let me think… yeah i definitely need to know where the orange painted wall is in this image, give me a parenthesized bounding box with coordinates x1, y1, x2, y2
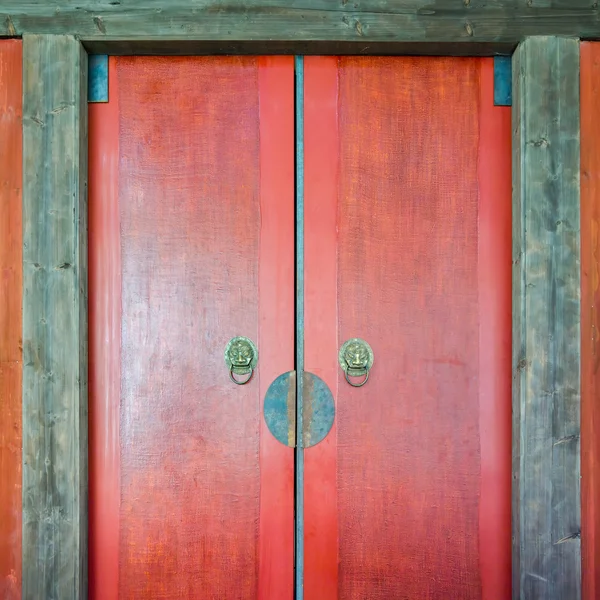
(0, 39, 22, 600)
(581, 41, 600, 600)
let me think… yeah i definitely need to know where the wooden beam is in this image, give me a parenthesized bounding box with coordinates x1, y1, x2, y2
(0, 1, 599, 55)
(22, 34, 88, 599)
(512, 36, 581, 600)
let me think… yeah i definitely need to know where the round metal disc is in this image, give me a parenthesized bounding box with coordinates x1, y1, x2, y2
(264, 371, 335, 448)
(264, 371, 296, 447)
(302, 372, 335, 448)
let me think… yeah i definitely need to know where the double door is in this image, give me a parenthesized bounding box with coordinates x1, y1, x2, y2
(88, 55, 511, 599)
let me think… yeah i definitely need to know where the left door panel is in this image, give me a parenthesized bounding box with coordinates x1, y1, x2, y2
(89, 56, 295, 599)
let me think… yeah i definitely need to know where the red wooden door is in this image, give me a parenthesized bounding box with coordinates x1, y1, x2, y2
(303, 57, 512, 599)
(89, 55, 511, 599)
(89, 56, 295, 599)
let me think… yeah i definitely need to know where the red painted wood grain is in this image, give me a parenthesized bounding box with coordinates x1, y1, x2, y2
(89, 56, 294, 598)
(256, 56, 295, 600)
(581, 41, 600, 600)
(89, 56, 121, 600)
(336, 56, 481, 599)
(304, 56, 340, 599)
(477, 58, 512, 600)
(0, 39, 22, 600)
(304, 57, 512, 599)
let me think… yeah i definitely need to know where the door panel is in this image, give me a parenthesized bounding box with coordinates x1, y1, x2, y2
(89, 56, 295, 599)
(304, 57, 512, 599)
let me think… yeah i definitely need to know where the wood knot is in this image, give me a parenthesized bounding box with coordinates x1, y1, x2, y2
(527, 137, 549, 148)
(93, 16, 107, 34)
(5, 15, 16, 36)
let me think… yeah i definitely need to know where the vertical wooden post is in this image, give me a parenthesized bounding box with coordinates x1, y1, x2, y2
(22, 34, 88, 599)
(512, 36, 581, 600)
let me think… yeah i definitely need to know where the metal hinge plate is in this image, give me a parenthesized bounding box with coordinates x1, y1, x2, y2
(88, 55, 108, 103)
(494, 56, 512, 107)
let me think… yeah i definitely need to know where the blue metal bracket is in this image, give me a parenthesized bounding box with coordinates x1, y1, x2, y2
(88, 55, 108, 103)
(494, 56, 512, 107)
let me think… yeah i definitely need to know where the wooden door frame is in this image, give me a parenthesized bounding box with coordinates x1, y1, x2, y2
(7, 4, 590, 598)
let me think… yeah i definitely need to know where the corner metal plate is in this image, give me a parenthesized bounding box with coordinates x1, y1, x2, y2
(494, 55, 512, 106)
(88, 54, 109, 103)
(264, 371, 335, 448)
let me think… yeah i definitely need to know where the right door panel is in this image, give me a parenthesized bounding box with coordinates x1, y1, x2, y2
(304, 57, 512, 600)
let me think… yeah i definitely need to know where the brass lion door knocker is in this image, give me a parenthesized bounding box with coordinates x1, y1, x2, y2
(225, 336, 258, 385)
(338, 338, 374, 388)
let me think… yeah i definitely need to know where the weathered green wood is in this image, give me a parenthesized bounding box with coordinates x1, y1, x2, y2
(512, 36, 581, 600)
(1, 1, 599, 54)
(22, 34, 88, 600)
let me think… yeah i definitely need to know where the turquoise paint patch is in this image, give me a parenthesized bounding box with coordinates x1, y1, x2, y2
(494, 56, 512, 107)
(88, 55, 108, 103)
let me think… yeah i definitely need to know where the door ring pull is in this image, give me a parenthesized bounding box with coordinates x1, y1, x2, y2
(225, 336, 258, 386)
(339, 338, 374, 388)
(230, 367, 254, 385)
(344, 369, 369, 388)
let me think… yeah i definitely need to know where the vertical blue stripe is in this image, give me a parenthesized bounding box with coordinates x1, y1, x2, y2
(494, 56, 512, 106)
(88, 55, 109, 103)
(294, 54, 305, 600)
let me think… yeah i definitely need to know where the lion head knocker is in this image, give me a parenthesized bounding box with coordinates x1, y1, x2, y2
(225, 337, 258, 385)
(338, 338, 374, 388)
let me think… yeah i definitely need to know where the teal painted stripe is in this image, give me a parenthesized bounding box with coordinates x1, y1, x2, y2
(294, 54, 305, 600)
(88, 55, 108, 103)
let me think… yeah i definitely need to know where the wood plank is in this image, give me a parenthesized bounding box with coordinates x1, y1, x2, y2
(256, 56, 296, 600)
(478, 57, 512, 600)
(0, 1, 599, 54)
(512, 36, 581, 600)
(106, 56, 294, 598)
(22, 34, 88, 599)
(304, 56, 340, 600)
(580, 41, 600, 600)
(333, 56, 481, 600)
(0, 39, 22, 600)
(88, 56, 120, 600)
(304, 56, 507, 599)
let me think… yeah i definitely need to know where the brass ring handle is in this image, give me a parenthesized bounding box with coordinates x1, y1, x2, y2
(230, 366, 254, 385)
(225, 336, 258, 386)
(344, 369, 369, 388)
(339, 338, 374, 388)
